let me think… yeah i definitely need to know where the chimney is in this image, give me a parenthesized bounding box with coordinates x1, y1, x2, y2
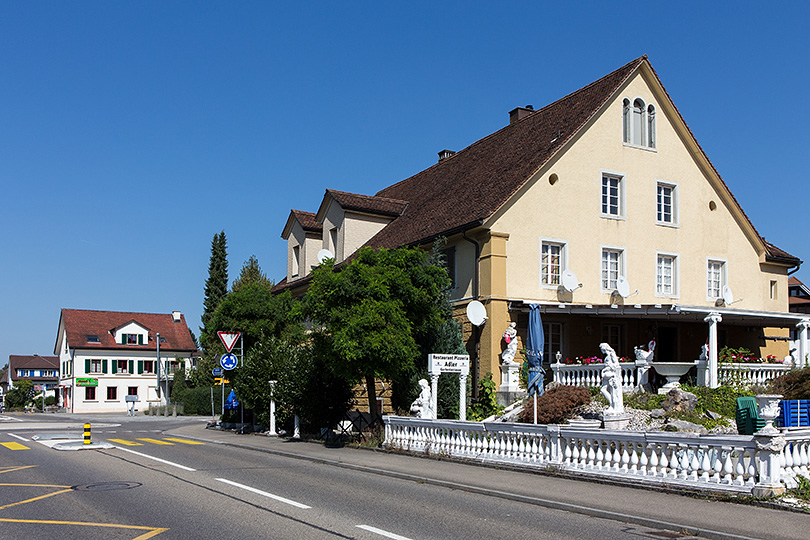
(172, 311, 181, 323)
(509, 105, 534, 124)
(437, 149, 456, 162)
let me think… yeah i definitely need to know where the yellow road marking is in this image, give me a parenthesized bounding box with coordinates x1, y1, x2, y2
(0, 488, 74, 510)
(0, 442, 29, 450)
(164, 438, 204, 445)
(108, 438, 143, 446)
(136, 438, 174, 445)
(0, 465, 36, 474)
(0, 518, 168, 539)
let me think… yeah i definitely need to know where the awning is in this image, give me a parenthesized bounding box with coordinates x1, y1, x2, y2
(507, 300, 808, 328)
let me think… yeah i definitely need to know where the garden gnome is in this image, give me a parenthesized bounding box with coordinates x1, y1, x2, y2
(501, 322, 518, 365)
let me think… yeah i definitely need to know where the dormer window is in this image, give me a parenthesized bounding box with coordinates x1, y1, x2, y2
(86, 335, 100, 343)
(622, 98, 655, 149)
(122, 333, 143, 345)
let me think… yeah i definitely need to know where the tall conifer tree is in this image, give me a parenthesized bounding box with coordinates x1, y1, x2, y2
(201, 231, 229, 340)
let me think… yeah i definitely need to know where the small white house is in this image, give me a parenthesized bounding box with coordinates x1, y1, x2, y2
(54, 309, 199, 413)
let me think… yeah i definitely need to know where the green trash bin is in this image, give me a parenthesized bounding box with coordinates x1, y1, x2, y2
(735, 397, 766, 435)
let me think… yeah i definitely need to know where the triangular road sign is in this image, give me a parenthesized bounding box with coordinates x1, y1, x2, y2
(217, 331, 241, 353)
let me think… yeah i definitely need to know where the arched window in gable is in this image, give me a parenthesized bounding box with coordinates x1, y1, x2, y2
(632, 98, 645, 146)
(622, 98, 631, 143)
(622, 97, 656, 149)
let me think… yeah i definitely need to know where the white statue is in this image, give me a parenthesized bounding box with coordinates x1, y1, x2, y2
(501, 322, 518, 365)
(699, 343, 709, 362)
(634, 340, 655, 392)
(785, 348, 796, 367)
(599, 342, 624, 415)
(410, 379, 435, 419)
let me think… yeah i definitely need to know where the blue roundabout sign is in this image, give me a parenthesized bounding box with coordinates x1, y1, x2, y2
(220, 353, 238, 370)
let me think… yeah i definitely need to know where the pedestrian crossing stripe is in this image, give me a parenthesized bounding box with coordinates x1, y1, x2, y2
(107, 439, 143, 446)
(0, 442, 29, 451)
(135, 438, 174, 445)
(164, 438, 205, 445)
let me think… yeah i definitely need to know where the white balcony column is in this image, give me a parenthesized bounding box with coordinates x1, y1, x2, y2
(430, 373, 440, 420)
(459, 373, 467, 421)
(704, 312, 722, 388)
(796, 319, 810, 369)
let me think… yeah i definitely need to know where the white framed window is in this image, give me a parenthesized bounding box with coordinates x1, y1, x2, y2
(601, 247, 625, 291)
(656, 181, 678, 226)
(540, 239, 567, 287)
(292, 245, 300, 276)
(622, 97, 656, 149)
(601, 172, 624, 219)
(656, 253, 679, 298)
(770, 280, 778, 300)
(707, 259, 727, 300)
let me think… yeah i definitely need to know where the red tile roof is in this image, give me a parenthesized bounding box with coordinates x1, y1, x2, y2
(58, 309, 197, 353)
(291, 209, 322, 233)
(7, 355, 59, 383)
(324, 189, 408, 218)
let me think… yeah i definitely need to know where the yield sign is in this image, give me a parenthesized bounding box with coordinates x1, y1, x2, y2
(217, 331, 241, 353)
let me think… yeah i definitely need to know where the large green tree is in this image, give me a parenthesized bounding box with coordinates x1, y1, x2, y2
(231, 255, 273, 293)
(303, 246, 451, 425)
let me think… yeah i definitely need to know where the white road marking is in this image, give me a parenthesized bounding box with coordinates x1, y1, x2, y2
(215, 478, 311, 509)
(356, 525, 413, 540)
(113, 446, 196, 471)
(7, 433, 28, 441)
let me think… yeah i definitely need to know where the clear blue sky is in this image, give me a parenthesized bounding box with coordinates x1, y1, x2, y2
(2, 2, 808, 364)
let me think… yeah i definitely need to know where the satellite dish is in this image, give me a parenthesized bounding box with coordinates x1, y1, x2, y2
(561, 270, 582, 293)
(616, 276, 631, 298)
(722, 285, 734, 306)
(317, 249, 334, 264)
(466, 300, 487, 327)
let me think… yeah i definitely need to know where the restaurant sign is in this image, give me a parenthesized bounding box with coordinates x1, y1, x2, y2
(76, 378, 98, 387)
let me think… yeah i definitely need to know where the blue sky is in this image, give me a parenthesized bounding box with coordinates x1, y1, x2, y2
(2, 2, 808, 365)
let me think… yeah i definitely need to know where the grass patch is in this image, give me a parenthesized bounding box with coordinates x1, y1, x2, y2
(789, 475, 810, 501)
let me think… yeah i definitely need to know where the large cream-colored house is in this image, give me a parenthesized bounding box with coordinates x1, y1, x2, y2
(276, 56, 806, 396)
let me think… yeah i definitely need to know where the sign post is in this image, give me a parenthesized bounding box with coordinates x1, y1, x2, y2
(428, 354, 470, 421)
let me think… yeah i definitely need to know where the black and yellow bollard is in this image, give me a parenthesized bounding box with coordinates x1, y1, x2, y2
(83, 423, 91, 445)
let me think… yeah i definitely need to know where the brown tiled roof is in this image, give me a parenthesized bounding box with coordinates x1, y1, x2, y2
(58, 309, 197, 353)
(291, 210, 322, 233)
(7, 355, 59, 382)
(763, 240, 801, 266)
(368, 57, 645, 249)
(325, 189, 408, 218)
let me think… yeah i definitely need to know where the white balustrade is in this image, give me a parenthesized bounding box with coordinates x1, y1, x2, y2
(718, 363, 792, 387)
(551, 363, 636, 390)
(383, 416, 810, 496)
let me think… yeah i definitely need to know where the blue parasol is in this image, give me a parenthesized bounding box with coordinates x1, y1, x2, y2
(526, 304, 545, 397)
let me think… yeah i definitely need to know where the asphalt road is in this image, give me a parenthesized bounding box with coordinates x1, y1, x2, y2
(1, 413, 806, 539)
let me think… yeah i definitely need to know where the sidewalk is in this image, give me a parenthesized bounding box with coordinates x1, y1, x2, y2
(166, 423, 808, 540)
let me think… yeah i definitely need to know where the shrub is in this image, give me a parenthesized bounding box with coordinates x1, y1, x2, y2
(770, 367, 810, 400)
(468, 373, 503, 421)
(518, 385, 590, 424)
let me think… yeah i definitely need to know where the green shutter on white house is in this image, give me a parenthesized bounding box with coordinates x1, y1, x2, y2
(138, 335, 143, 345)
(111, 360, 118, 374)
(121, 334, 127, 345)
(138, 360, 143, 374)
(85, 359, 91, 374)
(102, 359, 108, 374)
(129, 360, 134, 374)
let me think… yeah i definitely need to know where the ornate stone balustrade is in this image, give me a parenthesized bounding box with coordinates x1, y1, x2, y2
(718, 363, 792, 386)
(551, 362, 637, 391)
(383, 416, 810, 496)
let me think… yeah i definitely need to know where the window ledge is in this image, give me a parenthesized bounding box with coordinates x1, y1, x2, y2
(622, 142, 657, 152)
(599, 214, 626, 221)
(656, 221, 680, 229)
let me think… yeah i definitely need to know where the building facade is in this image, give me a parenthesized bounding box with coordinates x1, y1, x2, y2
(54, 309, 199, 413)
(276, 56, 805, 397)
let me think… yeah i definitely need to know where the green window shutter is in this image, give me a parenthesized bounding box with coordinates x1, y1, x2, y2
(85, 359, 91, 373)
(138, 335, 143, 345)
(129, 360, 134, 374)
(102, 359, 108, 374)
(111, 361, 118, 374)
(138, 361, 143, 374)
(121, 334, 126, 345)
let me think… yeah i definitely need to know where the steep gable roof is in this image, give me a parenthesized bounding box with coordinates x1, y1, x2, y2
(56, 309, 197, 353)
(281, 209, 322, 240)
(9, 355, 59, 371)
(368, 56, 645, 249)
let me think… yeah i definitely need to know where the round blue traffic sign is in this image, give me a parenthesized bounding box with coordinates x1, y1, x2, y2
(220, 353, 238, 370)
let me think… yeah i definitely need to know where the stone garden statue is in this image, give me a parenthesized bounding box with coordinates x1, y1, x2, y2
(599, 342, 624, 415)
(410, 379, 435, 419)
(501, 322, 518, 365)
